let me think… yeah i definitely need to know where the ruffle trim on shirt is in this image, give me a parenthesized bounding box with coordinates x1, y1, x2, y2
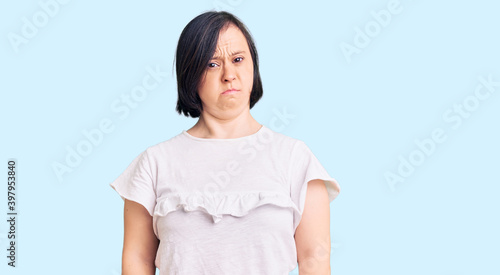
(153, 191, 301, 224)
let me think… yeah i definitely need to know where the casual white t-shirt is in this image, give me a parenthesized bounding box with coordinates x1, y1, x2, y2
(109, 124, 340, 274)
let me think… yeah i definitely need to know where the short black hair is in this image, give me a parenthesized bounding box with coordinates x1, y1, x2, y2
(174, 11, 263, 118)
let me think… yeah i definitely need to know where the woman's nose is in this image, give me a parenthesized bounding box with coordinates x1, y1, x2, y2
(222, 64, 236, 82)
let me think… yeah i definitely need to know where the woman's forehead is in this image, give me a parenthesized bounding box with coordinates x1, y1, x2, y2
(214, 26, 248, 56)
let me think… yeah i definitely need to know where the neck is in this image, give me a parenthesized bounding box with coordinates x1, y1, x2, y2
(188, 110, 261, 139)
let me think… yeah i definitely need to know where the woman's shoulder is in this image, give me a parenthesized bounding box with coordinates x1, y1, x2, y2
(261, 126, 306, 149)
(140, 130, 187, 159)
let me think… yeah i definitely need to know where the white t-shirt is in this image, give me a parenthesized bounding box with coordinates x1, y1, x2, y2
(109, 124, 340, 274)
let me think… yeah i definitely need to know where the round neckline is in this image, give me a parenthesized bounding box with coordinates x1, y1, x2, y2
(182, 124, 266, 141)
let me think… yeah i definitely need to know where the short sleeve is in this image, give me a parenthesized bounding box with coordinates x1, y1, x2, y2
(109, 148, 157, 216)
(289, 140, 341, 232)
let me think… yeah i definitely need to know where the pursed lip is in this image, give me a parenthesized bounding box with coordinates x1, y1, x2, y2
(222, 88, 240, 94)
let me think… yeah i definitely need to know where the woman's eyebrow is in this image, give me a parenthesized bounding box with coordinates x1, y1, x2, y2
(212, 50, 246, 60)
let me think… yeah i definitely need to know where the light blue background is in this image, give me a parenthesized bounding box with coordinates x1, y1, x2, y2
(1, 0, 499, 274)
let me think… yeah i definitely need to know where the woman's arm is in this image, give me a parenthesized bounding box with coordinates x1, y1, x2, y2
(122, 199, 159, 275)
(295, 179, 332, 275)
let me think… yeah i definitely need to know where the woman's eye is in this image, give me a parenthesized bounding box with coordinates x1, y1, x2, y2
(208, 58, 242, 68)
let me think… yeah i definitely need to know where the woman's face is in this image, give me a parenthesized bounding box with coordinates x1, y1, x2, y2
(197, 24, 254, 119)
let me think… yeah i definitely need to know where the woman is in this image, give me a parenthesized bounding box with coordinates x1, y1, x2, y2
(110, 10, 340, 275)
